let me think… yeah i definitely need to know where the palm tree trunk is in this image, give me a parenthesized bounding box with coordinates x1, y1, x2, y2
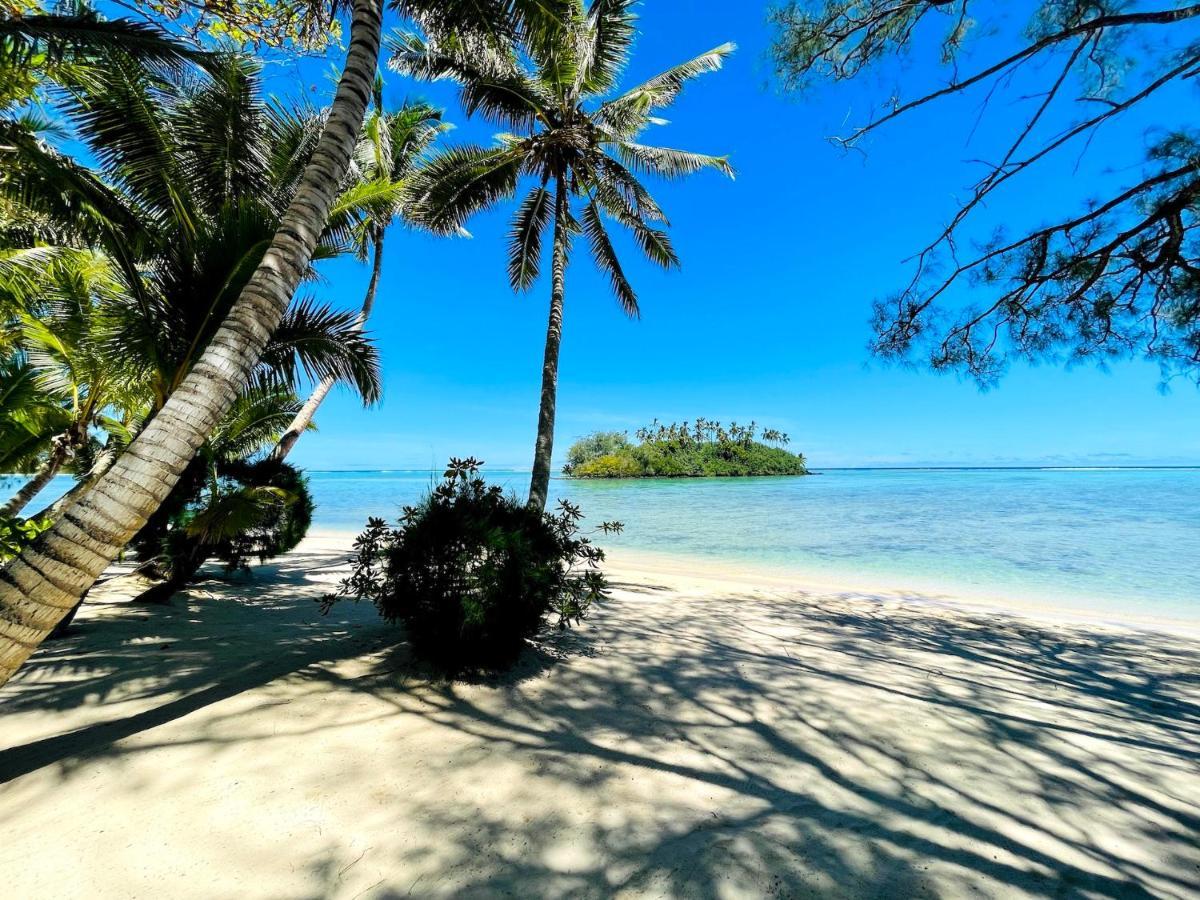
(1, 435, 73, 519)
(270, 229, 385, 463)
(0, 0, 383, 688)
(528, 177, 570, 513)
(30, 441, 120, 522)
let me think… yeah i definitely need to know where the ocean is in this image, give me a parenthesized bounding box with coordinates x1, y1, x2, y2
(6, 467, 1198, 619)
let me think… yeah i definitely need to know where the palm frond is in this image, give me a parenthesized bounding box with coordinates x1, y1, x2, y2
(184, 485, 293, 543)
(261, 297, 382, 405)
(206, 383, 303, 463)
(387, 30, 547, 130)
(402, 143, 523, 235)
(394, 0, 576, 48)
(0, 119, 153, 276)
(382, 100, 447, 181)
(528, 2, 583, 99)
(0, 8, 207, 74)
(263, 100, 325, 203)
(0, 352, 72, 472)
(172, 52, 270, 216)
(576, 0, 635, 94)
(507, 184, 552, 290)
(55, 48, 194, 228)
(325, 177, 406, 244)
(581, 198, 638, 318)
(614, 141, 735, 180)
(595, 42, 735, 135)
(592, 154, 668, 223)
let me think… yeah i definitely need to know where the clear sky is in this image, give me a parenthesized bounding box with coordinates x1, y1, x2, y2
(269, 1, 1200, 471)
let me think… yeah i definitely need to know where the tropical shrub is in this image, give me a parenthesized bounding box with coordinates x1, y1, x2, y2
(130, 386, 320, 600)
(570, 453, 644, 478)
(0, 513, 52, 563)
(564, 431, 632, 472)
(327, 458, 621, 672)
(129, 459, 313, 604)
(191, 459, 315, 573)
(565, 420, 808, 478)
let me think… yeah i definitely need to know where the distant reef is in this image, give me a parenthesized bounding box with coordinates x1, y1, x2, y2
(563, 420, 808, 479)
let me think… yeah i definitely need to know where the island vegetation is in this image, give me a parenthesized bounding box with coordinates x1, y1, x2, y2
(564, 419, 808, 478)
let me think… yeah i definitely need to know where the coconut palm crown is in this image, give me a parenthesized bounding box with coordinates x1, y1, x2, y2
(390, 0, 734, 510)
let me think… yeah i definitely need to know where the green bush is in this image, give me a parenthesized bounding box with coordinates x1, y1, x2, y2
(204, 459, 314, 572)
(572, 452, 644, 478)
(133, 458, 314, 596)
(326, 458, 622, 673)
(0, 514, 51, 563)
(563, 431, 631, 473)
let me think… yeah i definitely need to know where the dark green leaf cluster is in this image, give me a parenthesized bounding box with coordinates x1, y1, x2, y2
(324, 458, 620, 673)
(129, 386, 316, 592)
(134, 457, 313, 591)
(0, 511, 50, 562)
(564, 420, 808, 478)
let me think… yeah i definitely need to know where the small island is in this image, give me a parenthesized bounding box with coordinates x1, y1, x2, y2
(563, 419, 808, 478)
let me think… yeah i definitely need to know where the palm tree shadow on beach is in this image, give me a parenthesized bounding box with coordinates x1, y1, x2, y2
(316, 591, 1200, 899)
(0, 545, 399, 781)
(3, 558, 1200, 898)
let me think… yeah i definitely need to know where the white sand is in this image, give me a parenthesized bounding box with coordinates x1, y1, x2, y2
(2, 532, 1198, 898)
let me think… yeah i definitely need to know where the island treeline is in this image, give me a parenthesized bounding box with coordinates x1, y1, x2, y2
(565, 420, 808, 478)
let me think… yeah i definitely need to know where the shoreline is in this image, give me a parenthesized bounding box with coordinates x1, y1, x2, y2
(307, 527, 1200, 640)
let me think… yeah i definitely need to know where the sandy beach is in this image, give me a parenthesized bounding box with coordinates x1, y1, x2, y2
(2, 532, 1198, 898)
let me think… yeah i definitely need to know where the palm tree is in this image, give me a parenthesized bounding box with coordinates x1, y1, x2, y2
(391, 0, 734, 510)
(7, 45, 399, 630)
(1, 51, 385, 518)
(0, 0, 384, 687)
(0, 355, 69, 478)
(271, 91, 447, 462)
(1, 250, 140, 518)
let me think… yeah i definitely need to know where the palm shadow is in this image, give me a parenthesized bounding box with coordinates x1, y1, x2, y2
(4, 562, 1200, 898)
(0, 545, 397, 782)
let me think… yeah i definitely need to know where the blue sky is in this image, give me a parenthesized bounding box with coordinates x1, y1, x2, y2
(268, 2, 1200, 470)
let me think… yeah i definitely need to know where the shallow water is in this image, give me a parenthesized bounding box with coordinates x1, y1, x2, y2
(6, 467, 1198, 618)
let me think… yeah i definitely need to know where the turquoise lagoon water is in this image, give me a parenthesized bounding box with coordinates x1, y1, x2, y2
(5, 467, 1198, 618)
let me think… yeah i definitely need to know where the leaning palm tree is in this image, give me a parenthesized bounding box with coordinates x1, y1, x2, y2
(271, 90, 447, 462)
(0, 0, 384, 687)
(391, 0, 734, 510)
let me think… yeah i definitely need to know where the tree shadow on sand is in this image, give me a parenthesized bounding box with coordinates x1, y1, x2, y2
(0, 545, 399, 782)
(305, 589, 1200, 899)
(3, 565, 1199, 898)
